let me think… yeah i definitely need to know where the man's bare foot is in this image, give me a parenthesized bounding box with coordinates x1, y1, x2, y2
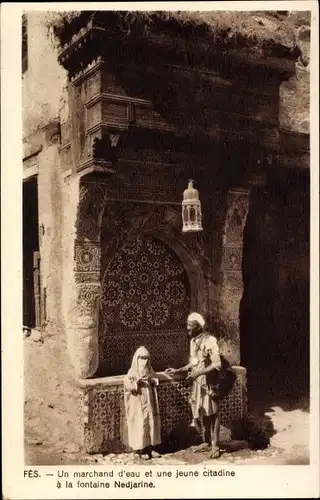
(150, 449, 161, 458)
(210, 446, 221, 459)
(191, 443, 211, 453)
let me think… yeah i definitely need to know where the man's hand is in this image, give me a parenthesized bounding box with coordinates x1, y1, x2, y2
(165, 368, 179, 376)
(165, 367, 177, 376)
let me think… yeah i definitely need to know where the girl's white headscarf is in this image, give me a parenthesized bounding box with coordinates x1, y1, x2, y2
(188, 312, 206, 328)
(128, 346, 156, 378)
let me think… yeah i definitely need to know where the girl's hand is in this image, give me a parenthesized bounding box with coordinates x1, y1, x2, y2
(186, 370, 202, 380)
(137, 376, 150, 385)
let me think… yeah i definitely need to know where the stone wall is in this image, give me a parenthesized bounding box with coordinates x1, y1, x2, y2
(279, 11, 311, 133)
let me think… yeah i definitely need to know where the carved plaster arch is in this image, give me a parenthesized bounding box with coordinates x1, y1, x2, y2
(97, 200, 211, 375)
(69, 179, 209, 378)
(99, 202, 207, 312)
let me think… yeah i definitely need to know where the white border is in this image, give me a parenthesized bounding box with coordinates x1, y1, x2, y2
(1, 2, 319, 499)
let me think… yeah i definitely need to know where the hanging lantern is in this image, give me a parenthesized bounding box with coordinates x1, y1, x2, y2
(182, 179, 203, 233)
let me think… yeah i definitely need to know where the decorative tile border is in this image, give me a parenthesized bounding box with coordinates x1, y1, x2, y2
(76, 367, 247, 454)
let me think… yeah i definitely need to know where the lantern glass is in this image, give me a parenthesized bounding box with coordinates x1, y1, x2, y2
(190, 207, 196, 222)
(182, 180, 203, 233)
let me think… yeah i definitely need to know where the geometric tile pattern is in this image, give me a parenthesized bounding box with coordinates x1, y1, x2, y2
(77, 366, 247, 454)
(100, 235, 191, 375)
(100, 330, 190, 375)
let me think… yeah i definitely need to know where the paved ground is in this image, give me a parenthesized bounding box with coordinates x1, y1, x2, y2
(25, 398, 309, 466)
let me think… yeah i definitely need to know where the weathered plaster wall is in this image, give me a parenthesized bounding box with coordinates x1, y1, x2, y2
(24, 335, 82, 454)
(23, 13, 77, 448)
(22, 12, 67, 138)
(39, 140, 63, 333)
(279, 11, 311, 133)
(23, 136, 82, 455)
(23, 11, 69, 334)
(23, 125, 65, 335)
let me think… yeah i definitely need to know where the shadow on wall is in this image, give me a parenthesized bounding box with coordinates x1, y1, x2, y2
(101, 37, 279, 167)
(240, 179, 310, 415)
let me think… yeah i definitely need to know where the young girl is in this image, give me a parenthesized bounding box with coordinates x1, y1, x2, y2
(124, 346, 162, 459)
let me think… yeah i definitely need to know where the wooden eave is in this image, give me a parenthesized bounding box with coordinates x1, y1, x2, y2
(57, 22, 296, 80)
(57, 25, 107, 66)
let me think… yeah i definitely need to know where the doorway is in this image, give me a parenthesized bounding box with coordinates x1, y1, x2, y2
(240, 175, 310, 406)
(23, 177, 40, 329)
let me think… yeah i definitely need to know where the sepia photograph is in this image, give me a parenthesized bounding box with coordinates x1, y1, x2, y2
(2, 2, 319, 499)
(22, 7, 312, 467)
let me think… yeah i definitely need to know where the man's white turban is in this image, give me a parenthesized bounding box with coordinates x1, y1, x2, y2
(187, 312, 206, 328)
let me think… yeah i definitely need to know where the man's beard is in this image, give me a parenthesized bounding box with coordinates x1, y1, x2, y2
(189, 329, 202, 338)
